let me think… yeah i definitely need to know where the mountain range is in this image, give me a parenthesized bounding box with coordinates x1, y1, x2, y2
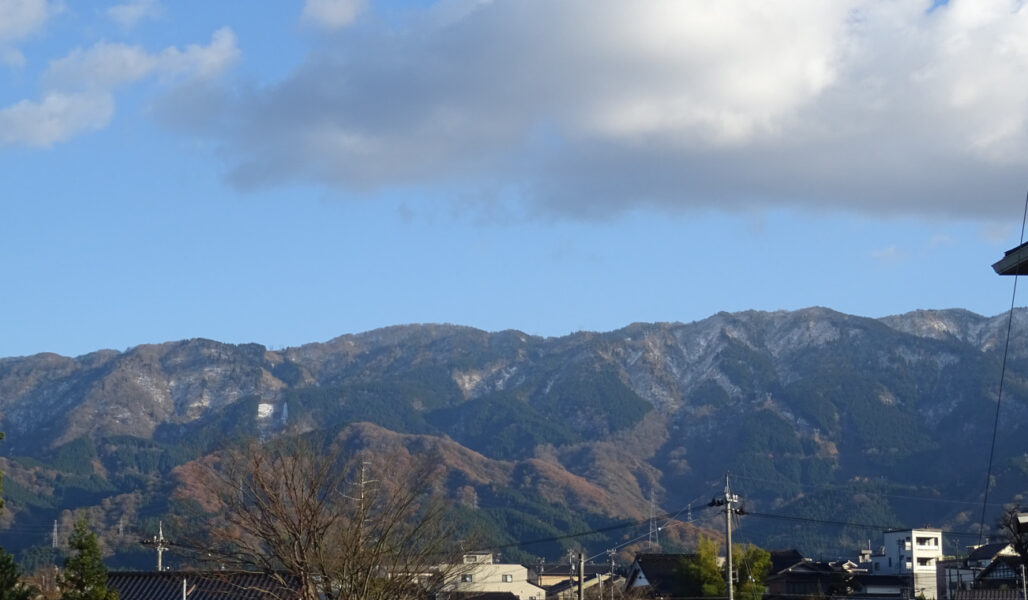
(1, 307, 1026, 569)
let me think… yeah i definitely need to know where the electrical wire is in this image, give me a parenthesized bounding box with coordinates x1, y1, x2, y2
(743, 510, 980, 538)
(729, 474, 1007, 510)
(464, 498, 984, 559)
(977, 189, 1028, 546)
(584, 498, 707, 563)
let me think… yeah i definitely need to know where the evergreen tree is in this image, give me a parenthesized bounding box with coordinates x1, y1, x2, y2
(679, 537, 726, 598)
(0, 546, 32, 600)
(0, 433, 35, 600)
(732, 543, 771, 600)
(0, 432, 6, 512)
(677, 538, 771, 600)
(61, 518, 117, 600)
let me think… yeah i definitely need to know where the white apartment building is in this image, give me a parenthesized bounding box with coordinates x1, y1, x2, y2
(870, 529, 943, 599)
(442, 553, 546, 600)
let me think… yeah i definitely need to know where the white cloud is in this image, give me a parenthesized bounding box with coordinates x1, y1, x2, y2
(569, 0, 849, 145)
(5, 28, 238, 148)
(0, 92, 113, 147)
(155, 0, 1028, 220)
(43, 28, 239, 90)
(0, 0, 59, 42)
(301, 0, 365, 29)
(44, 41, 157, 89)
(871, 245, 903, 262)
(928, 233, 955, 248)
(157, 27, 239, 79)
(0, 0, 59, 70)
(106, 0, 162, 28)
(0, 46, 25, 67)
(981, 223, 1015, 243)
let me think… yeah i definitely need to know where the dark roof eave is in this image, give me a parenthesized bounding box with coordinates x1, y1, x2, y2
(993, 241, 1028, 275)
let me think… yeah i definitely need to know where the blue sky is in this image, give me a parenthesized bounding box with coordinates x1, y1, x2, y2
(2, 0, 1027, 358)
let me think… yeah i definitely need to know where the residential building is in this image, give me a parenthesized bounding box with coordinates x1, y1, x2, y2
(530, 562, 609, 589)
(940, 543, 1017, 600)
(870, 529, 943, 599)
(969, 555, 1025, 593)
(851, 574, 908, 600)
(623, 553, 719, 599)
(441, 553, 545, 600)
(764, 550, 869, 600)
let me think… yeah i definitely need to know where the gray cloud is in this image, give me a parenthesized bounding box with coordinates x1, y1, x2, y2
(156, 0, 1028, 220)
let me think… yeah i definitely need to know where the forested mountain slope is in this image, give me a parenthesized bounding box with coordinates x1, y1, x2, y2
(1, 307, 1025, 567)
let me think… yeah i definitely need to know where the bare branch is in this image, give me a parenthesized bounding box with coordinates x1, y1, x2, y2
(179, 436, 466, 600)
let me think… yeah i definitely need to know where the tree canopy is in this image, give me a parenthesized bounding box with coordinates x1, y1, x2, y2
(61, 517, 117, 600)
(999, 503, 1028, 568)
(677, 537, 770, 600)
(186, 436, 466, 600)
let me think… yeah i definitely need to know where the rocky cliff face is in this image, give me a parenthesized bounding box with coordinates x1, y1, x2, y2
(1, 307, 1025, 562)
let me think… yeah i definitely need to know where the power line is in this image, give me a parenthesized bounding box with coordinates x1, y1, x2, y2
(978, 189, 1028, 545)
(729, 474, 1007, 509)
(743, 510, 981, 538)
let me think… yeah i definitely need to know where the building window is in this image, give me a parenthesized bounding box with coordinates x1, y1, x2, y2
(502, 575, 513, 583)
(461, 575, 473, 583)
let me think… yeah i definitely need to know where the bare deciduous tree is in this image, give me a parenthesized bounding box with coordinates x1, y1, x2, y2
(999, 503, 1028, 569)
(181, 436, 465, 600)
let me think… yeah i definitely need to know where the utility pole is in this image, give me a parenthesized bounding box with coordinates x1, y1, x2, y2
(608, 549, 616, 600)
(141, 522, 169, 571)
(648, 492, 659, 550)
(709, 474, 744, 600)
(578, 552, 585, 600)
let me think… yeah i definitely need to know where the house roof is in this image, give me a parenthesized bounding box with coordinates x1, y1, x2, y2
(624, 553, 694, 598)
(765, 560, 842, 582)
(108, 571, 300, 600)
(768, 549, 807, 575)
(532, 563, 609, 577)
(954, 590, 1023, 600)
(850, 574, 906, 587)
(993, 241, 1028, 275)
(544, 573, 608, 595)
(976, 555, 1025, 582)
(966, 542, 1012, 563)
(444, 593, 519, 600)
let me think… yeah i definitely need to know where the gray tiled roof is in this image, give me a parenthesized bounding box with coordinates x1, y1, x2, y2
(108, 571, 300, 600)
